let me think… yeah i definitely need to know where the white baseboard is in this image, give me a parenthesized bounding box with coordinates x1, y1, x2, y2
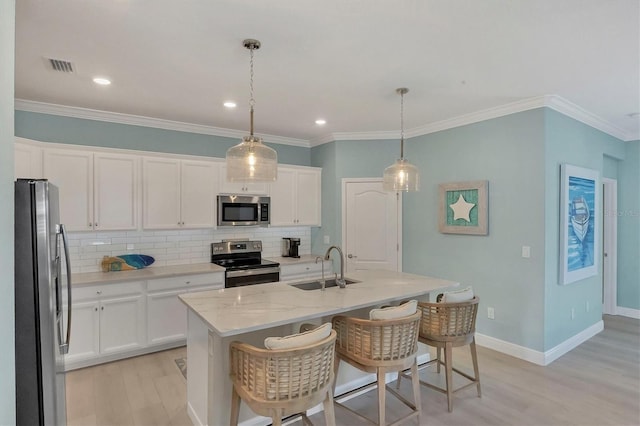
(476, 320, 604, 366)
(616, 306, 640, 319)
(187, 402, 205, 426)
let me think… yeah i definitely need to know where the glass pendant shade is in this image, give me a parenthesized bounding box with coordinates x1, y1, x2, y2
(383, 158, 420, 191)
(226, 135, 277, 182)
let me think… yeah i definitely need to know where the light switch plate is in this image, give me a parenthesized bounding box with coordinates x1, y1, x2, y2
(521, 246, 531, 258)
(324, 235, 330, 244)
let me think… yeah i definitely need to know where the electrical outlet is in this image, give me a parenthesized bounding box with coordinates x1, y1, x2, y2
(487, 307, 495, 320)
(126, 244, 134, 250)
(571, 308, 575, 320)
(521, 246, 531, 258)
(324, 235, 330, 244)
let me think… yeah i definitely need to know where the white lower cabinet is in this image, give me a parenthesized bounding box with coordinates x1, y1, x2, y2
(63, 274, 224, 371)
(64, 281, 145, 368)
(146, 273, 224, 347)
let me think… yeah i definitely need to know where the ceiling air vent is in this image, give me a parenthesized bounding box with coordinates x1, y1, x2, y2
(47, 58, 74, 73)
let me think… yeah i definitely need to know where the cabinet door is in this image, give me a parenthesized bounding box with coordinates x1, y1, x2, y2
(147, 289, 187, 345)
(218, 165, 269, 195)
(181, 160, 217, 228)
(43, 149, 94, 231)
(296, 169, 321, 226)
(15, 142, 43, 179)
(94, 153, 139, 230)
(99, 294, 146, 354)
(63, 300, 100, 363)
(143, 157, 181, 229)
(270, 168, 296, 226)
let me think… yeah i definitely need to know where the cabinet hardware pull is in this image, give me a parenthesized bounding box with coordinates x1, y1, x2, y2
(101, 306, 104, 311)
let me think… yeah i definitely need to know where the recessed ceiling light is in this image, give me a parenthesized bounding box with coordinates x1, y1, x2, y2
(224, 101, 237, 108)
(315, 119, 327, 125)
(93, 77, 111, 86)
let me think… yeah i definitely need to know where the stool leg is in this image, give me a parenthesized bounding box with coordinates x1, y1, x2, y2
(470, 338, 481, 397)
(323, 387, 336, 426)
(410, 359, 422, 424)
(444, 342, 453, 412)
(333, 354, 341, 395)
(377, 367, 386, 425)
(436, 346, 442, 373)
(271, 412, 282, 426)
(230, 386, 240, 426)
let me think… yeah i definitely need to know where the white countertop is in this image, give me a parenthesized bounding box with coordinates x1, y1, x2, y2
(72, 263, 225, 285)
(179, 269, 458, 337)
(266, 254, 329, 265)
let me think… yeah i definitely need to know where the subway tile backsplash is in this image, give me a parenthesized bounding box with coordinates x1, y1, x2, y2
(67, 227, 312, 273)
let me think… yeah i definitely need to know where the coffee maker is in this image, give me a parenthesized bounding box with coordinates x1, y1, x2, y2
(282, 237, 301, 258)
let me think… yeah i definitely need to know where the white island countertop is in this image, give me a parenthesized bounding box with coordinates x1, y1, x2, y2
(179, 269, 458, 337)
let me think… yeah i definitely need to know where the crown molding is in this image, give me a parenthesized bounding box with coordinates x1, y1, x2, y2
(14, 99, 310, 147)
(311, 94, 635, 145)
(16, 96, 636, 148)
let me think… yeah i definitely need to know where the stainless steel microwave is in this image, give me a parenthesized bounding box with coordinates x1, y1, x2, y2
(217, 195, 270, 227)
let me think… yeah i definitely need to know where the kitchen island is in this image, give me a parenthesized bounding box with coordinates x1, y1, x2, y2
(179, 269, 458, 426)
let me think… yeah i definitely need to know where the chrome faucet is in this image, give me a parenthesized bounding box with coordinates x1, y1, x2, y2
(324, 245, 346, 288)
(315, 256, 326, 291)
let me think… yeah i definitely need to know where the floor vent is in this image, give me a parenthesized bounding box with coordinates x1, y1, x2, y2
(47, 58, 74, 73)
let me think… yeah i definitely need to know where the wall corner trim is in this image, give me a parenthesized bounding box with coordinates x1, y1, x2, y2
(476, 319, 604, 366)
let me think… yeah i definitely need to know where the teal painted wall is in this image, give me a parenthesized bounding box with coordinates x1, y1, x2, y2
(15, 111, 311, 166)
(405, 109, 547, 351)
(310, 139, 398, 260)
(618, 140, 640, 310)
(1, 1, 15, 422)
(543, 109, 626, 349)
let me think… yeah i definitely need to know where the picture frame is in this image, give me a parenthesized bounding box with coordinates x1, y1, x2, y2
(438, 180, 489, 235)
(559, 164, 600, 285)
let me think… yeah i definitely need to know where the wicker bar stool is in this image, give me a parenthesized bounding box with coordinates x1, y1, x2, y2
(331, 305, 422, 426)
(229, 326, 337, 426)
(401, 294, 481, 412)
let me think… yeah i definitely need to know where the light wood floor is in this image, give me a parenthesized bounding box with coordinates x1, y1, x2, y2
(66, 315, 640, 426)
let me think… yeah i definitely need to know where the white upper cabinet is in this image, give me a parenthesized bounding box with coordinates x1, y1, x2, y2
(218, 164, 269, 195)
(15, 141, 43, 179)
(43, 148, 139, 232)
(143, 157, 218, 229)
(270, 166, 321, 226)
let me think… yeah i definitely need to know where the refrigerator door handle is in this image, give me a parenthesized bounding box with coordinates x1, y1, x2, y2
(59, 223, 72, 354)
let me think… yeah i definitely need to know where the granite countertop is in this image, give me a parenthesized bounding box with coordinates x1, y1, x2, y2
(72, 263, 225, 286)
(179, 269, 458, 337)
(266, 254, 330, 265)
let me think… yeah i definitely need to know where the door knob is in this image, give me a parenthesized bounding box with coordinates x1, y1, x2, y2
(347, 254, 357, 258)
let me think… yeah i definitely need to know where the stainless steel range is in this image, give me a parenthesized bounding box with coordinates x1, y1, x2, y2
(211, 240, 280, 288)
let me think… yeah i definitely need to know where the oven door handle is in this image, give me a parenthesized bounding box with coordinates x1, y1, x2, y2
(226, 267, 281, 278)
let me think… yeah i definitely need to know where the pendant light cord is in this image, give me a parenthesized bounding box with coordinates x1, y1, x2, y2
(249, 45, 255, 136)
(400, 89, 405, 160)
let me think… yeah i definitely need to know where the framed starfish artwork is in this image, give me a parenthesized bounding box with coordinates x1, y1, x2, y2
(438, 180, 489, 235)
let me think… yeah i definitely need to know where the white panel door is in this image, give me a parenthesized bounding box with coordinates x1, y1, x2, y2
(296, 169, 321, 226)
(270, 168, 296, 226)
(143, 157, 181, 229)
(99, 294, 146, 354)
(147, 290, 187, 345)
(181, 160, 217, 228)
(94, 153, 139, 231)
(344, 179, 400, 273)
(43, 149, 94, 231)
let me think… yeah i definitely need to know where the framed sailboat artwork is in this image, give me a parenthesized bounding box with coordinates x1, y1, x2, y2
(559, 164, 600, 285)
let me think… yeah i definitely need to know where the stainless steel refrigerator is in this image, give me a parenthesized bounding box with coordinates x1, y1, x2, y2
(15, 179, 72, 426)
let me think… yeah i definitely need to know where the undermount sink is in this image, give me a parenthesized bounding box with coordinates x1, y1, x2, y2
(290, 278, 360, 291)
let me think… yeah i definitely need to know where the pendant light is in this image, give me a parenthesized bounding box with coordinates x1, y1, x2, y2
(383, 88, 420, 192)
(226, 39, 278, 182)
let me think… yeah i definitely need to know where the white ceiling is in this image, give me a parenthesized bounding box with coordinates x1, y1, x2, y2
(14, 0, 640, 143)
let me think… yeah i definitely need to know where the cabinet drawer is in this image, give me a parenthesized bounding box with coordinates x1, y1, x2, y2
(69, 281, 145, 301)
(148, 273, 224, 292)
(280, 261, 329, 279)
